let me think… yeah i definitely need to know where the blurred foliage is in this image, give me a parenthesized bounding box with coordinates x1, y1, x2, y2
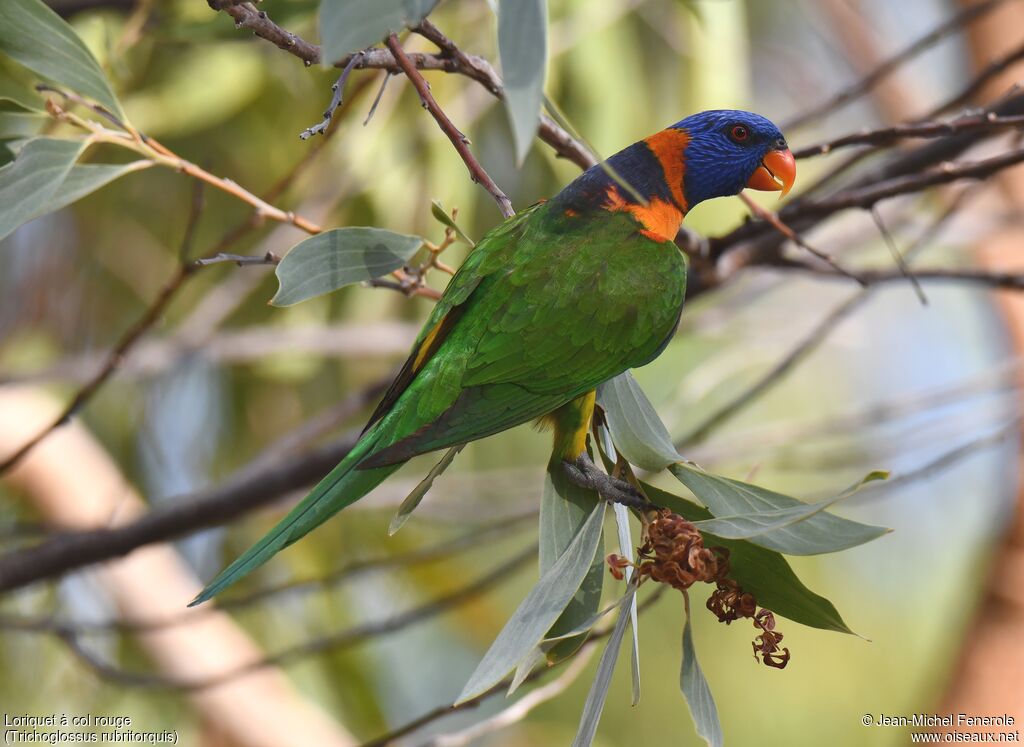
(0, 0, 1015, 745)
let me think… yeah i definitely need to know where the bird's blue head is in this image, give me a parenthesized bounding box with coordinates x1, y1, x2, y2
(673, 109, 795, 209)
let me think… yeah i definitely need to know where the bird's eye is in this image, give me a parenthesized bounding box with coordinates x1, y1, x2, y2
(729, 124, 750, 143)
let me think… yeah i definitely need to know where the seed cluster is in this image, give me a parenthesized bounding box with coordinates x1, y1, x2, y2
(608, 508, 791, 669)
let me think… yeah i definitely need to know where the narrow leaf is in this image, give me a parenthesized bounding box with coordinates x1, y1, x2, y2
(388, 445, 462, 535)
(271, 227, 423, 306)
(571, 584, 636, 747)
(645, 483, 855, 634)
(430, 199, 474, 246)
(680, 595, 723, 747)
(613, 503, 640, 705)
(540, 461, 604, 662)
(598, 372, 680, 471)
(670, 463, 890, 555)
(498, 0, 548, 164)
(0, 110, 45, 139)
(0, 137, 84, 242)
(0, 0, 123, 117)
(508, 645, 545, 696)
(456, 500, 606, 703)
(319, 0, 438, 64)
(32, 161, 150, 223)
(689, 470, 890, 543)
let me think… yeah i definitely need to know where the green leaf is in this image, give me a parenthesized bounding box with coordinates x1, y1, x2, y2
(430, 199, 474, 246)
(689, 471, 889, 545)
(37, 161, 150, 220)
(0, 0, 123, 117)
(0, 109, 44, 139)
(571, 584, 636, 747)
(0, 137, 84, 242)
(388, 445, 462, 535)
(644, 483, 855, 634)
(271, 227, 423, 306)
(539, 461, 604, 662)
(319, 0, 439, 64)
(670, 463, 890, 555)
(498, 0, 547, 165)
(612, 503, 641, 705)
(680, 596, 723, 747)
(597, 372, 680, 471)
(456, 500, 606, 704)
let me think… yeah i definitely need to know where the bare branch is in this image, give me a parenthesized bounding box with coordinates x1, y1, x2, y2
(793, 112, 1024, 159)
(386, 33, 515, 219)
(783, 0, 1010, 129)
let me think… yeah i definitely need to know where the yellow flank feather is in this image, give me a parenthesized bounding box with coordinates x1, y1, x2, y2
(543, 390, 597, 462)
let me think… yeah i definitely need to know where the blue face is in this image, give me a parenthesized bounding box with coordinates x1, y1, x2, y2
(673, 110, 788, 208)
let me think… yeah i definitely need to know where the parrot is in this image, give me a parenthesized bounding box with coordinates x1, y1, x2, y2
(191, 109, 795, 606)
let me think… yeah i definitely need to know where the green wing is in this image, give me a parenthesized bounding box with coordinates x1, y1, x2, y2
(360, 204, 687, 467)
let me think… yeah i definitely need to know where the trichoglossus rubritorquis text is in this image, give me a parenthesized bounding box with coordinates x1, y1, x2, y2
(190, 109, 796, 605)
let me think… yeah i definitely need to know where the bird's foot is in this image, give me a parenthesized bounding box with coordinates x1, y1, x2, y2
(563, 453, 653, 510)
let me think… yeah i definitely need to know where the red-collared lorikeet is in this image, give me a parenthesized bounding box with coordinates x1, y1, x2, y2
(191, 109, 795, 605)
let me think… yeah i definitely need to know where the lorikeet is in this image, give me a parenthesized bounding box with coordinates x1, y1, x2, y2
(191, 109, 795, 605)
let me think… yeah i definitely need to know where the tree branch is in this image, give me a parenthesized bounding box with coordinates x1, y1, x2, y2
(385, 33, 515, 219)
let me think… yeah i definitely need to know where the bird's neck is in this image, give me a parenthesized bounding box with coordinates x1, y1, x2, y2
(552, 128, 690, 242)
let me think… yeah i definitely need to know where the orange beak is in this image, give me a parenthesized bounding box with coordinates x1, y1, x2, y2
(746, 148, 796, 198)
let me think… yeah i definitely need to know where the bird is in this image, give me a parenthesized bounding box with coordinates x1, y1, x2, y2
(190, 109, 795, 606)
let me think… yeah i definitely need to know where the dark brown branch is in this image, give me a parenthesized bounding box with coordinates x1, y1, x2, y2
(208, 4, 596, 170)
(0, 380, 387, 591)
(783, 0, 1009, 130)
(1, 513, 534, 633)
(681, 188, 979, 446)
(1, 547, 534, 691)
(795, 145, 1024, 216)
(793, 112, 1024, 159)
(360, 587, 667, 747)
(211, 1, 322, 64)
(787, 264, 1024, 290)
(385, 33, 515, 219)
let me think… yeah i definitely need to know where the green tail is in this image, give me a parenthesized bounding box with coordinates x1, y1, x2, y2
(189, 433, 401, 606)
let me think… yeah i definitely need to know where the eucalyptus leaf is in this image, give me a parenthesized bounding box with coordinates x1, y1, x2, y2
(319, 0, 438, 64)
(0, 110, 44, 139)
(645, 483, 855, 634)
(612, 503, 640, 705)
(0, 137, 84, 242)
(388, 445, 462, 535)
(498, 0, 547, 164)
(29, 161, 150, 223)
(0, 0, 124, 117)
(507, 646, 545, 696)
(456, 500, 605, 704)
(680, 597, 723, 747)
(430, 199, 474, 246)
(539, 461, 604, 662)
(689, 470, 889, 545)
(570, 584, 636, 747)
(271, 227, 423, 306)
(598, 372, 680, 471)
(670, 463, 890, 555)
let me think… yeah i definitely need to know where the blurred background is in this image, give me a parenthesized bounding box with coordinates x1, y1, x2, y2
(2, 0, 1023, 745)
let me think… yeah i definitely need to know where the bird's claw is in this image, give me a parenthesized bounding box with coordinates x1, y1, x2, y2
(563, 453, 652, 510)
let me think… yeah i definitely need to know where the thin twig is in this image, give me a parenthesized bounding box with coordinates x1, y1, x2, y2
(1, 547, 534, 691)
(0, 191, 205, 475)
(299, 51, 365, 139)
(681, 188, 980, 447)
(870, 206, 927, 305)
(783, 0, 1009, 129)
(793, 112, 1024, 159)
(360, 587, 666, 747)
(385, 33, 515, 219)
(738, 192, 866, 285)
